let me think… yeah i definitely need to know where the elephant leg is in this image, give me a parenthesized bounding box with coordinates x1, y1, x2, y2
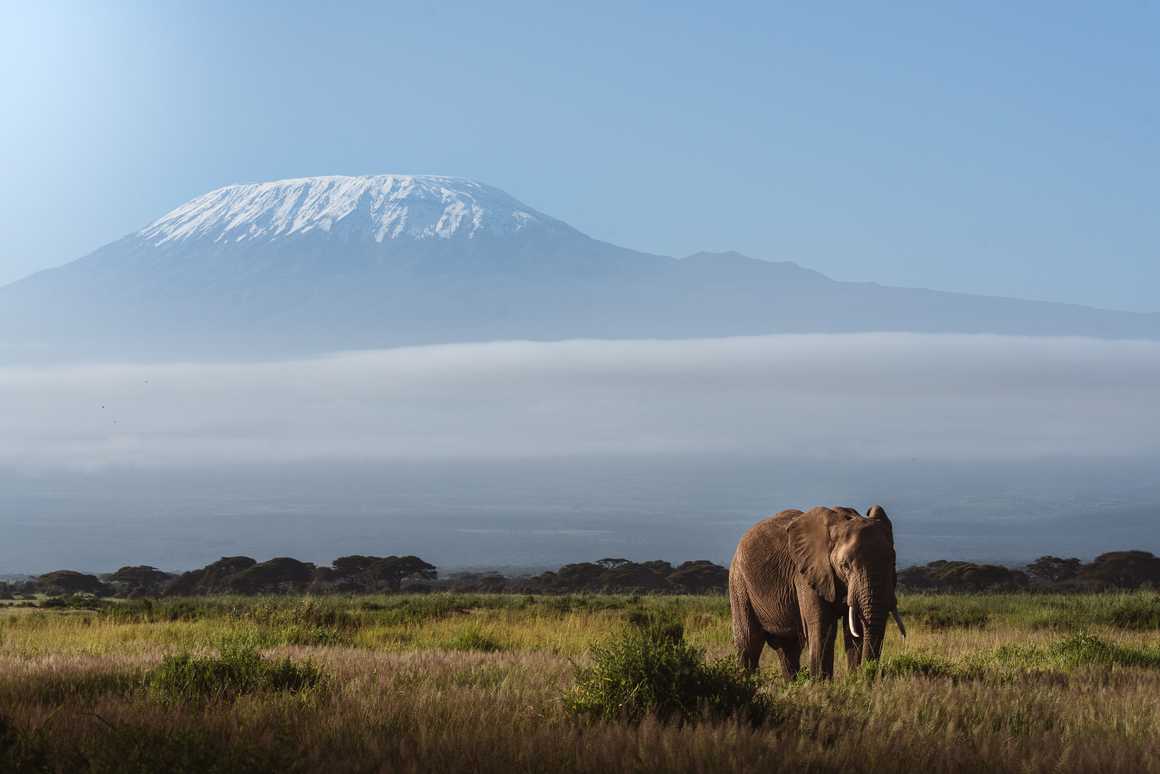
(729, 573, 765, 672)
(770, 634, 802, 680)
(799, 591, 838, 679)
(737, 626, 765, 672)
(810, 624, 837, 679)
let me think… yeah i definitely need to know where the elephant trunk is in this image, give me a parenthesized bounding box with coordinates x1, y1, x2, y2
(854, 569, 890, 663)
(861, 607, 886, 663)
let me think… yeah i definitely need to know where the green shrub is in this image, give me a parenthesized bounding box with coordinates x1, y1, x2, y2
(563, 614, 772, 724)
(920, 607, 989, 630)
(162, 601, 205, 622)
(146, 644, 323, 702)
(975, 634, 1160, 676)
(100, 598, 203, 623)
(1103, 595, 1160, 630)
(40, 595, 103, 610)
(542, 595, 631, 615)
(624, 609, 684, 641)
(276, 624, 348, 647)
(902, 600, 989, 630)
(1049, 633, 1160, 669)
(987, 644, 1047, 670)
(444, 627, 505, 652)
(861, 653, 959, 680)
(241, 599, 364, 631)
(1025, 593, 1160, 631)
(368, 596, 475, 625)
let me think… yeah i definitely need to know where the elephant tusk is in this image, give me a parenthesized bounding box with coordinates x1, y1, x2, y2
(848, 606, 861, 639)
(892, 609, 907, 638)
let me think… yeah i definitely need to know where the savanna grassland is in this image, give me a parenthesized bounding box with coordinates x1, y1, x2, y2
(1, 592, 1159, 773)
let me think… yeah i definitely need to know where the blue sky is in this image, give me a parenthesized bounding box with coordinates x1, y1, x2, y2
(1, 1, 1156, 311)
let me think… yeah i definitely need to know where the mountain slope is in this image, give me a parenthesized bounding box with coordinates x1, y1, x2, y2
(1, 174, 1156, 361)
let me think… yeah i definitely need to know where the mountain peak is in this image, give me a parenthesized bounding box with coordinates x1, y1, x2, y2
(3, 174, 1158, 363)
(138, 174, 579, 246)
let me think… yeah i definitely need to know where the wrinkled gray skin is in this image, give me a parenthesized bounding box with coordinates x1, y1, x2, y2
(729, 505, 903, 678)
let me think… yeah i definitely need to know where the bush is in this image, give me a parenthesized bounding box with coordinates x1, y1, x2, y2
(372, 597, 471, 625)
(537, 595, 631, 616)
(1103, 595, 1160, 630)
(40, 594, 104, 611)
(444, 627, 505, 652)
(162, 601, 204, 622)
(913, 606, 989, 630)
(275, 624, 348, 647)
(563, 613, 771, 724)
(100, 598, 204, 623)
(861, 653, 959, 680)
(1048, 633, 1160, 669)
(241, 599, 363, 631)
(146, 644, 323, 702)
(1028, 594, 1160, 631)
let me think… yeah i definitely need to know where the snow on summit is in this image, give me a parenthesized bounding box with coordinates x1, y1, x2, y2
(139, 175, 576, 245)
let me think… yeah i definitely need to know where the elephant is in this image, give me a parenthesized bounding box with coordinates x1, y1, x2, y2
(728, 505, 905, 678)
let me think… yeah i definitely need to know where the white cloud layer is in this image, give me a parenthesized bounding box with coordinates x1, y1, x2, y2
(2, 334, 1158, 469)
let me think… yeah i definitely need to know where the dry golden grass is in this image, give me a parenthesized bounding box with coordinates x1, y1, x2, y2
(0, 592, 1157, 773)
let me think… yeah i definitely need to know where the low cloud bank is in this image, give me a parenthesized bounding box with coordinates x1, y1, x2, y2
(2, 334, 1158, 469)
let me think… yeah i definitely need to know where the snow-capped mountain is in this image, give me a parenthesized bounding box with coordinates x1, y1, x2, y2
(139, 175, 580, 246)
(1, 174, 1157, 361)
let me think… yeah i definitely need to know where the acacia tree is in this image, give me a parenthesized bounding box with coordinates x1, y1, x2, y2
(330, 555, 436, 591)
(1026, 556, 1082, 585)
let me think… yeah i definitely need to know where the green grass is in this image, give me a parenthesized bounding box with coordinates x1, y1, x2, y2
(443, 626, 507, 652)
(0, 591, 1157, 772)
(1024, 593, 1160, 631)
(862, 652, 961, 680)
(902, 599, 990, 629)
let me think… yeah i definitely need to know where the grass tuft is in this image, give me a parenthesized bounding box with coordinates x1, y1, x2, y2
(1049, 633, 1160, 669)
(145, 644, 323, 702)
(444, 626, 506, 653)
(1103, 595, 1160, 630)
(1026, 592, 1160, 631)
(901, 599, 990, 630)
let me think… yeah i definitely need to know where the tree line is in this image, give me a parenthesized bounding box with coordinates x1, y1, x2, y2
(2, 550, 1158, 599)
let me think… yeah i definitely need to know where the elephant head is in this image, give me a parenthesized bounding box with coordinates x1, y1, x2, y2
(785, 505, 904, 663)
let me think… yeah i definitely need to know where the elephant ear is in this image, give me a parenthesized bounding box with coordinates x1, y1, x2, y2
(784, 508, 846, 603)
(866, 504, 893, 540)
(867, 505, 899, 599)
